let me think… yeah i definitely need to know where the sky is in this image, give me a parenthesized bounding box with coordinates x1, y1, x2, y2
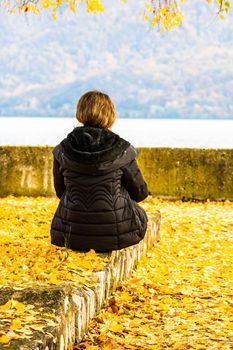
(0, 0, 233, 119)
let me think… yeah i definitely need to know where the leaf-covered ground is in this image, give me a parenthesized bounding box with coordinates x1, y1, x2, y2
(0, 196, 109, 345)
(0, 196, 108, 288)
(75, 198, 233, 350)
(0, 197, 232, 349)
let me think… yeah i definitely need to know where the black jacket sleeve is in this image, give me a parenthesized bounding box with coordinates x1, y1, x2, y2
(121, 159, 149, 202)
(53, 156, 66, 199)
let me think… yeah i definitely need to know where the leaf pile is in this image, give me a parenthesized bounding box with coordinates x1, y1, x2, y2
(0, 196, 232, 349)
(0, 196, 110, 346)
(76, 198, 233, 350)
(0, 196, 108, 289)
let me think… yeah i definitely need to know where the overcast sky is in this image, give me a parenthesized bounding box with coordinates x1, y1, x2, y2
(0, 0, 233, 118)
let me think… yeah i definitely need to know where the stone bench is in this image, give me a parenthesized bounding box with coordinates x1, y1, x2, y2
(0, 212, 160, 350)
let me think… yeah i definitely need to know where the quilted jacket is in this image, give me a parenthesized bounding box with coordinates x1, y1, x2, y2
(50, 125, 148, 252)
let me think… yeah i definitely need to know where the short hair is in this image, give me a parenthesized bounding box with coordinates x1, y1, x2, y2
(76, 90, 116, 129)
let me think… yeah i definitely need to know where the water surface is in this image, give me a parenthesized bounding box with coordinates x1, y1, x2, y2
(1, 118, 233, 148)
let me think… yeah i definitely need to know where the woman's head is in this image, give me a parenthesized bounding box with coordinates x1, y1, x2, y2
(76, 90, 116, 129)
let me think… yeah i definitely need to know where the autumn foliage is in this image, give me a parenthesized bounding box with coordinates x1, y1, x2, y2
(76, 198, 233, 349)
(0, 196, 232, 348)
(0, 0, 231, 30)
(0, 196, 108, 288)
(0, 196, 110, 345)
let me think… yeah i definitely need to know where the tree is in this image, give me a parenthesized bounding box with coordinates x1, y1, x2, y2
(143, 0, 231, 30)
(0, 0, 231, 30)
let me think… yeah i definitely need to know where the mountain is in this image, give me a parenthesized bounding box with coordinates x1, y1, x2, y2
(0, 1, 233, 118)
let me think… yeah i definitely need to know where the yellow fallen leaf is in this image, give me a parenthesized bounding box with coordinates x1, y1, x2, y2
(0, 335, 11, 343)
(0, 300, 12, 311)
(29, 324, 46, 331)
(108, 322, 124, 333)
(13, 300, 26, 313)
(11, 318, 22, 330)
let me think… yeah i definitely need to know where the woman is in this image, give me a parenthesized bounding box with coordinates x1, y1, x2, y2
(51, 90, 148, 252)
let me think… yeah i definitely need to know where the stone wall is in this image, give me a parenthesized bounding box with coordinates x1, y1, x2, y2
(0, 146, 233, 199)
(136, 148, 233, 200)
(0, 213, 161, 350)
(0, 146, 53, 197)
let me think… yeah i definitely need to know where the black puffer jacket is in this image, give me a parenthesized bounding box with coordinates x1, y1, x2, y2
(51, 126, 148, 252)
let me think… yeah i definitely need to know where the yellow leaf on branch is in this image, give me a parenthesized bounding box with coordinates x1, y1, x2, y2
(0, 0, 230, 29)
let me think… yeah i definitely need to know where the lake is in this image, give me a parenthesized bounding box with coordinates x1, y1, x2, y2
(1, 117, 233, 148)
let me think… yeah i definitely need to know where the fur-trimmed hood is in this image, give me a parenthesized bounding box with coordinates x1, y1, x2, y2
(53, 126, 137, 175)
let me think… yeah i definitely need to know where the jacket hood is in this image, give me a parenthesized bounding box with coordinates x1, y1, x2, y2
(53, 126, 137, 175)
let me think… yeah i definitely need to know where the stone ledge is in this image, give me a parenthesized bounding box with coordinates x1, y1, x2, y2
(0, 212, 161, 350)
(1, 146, 233, 199)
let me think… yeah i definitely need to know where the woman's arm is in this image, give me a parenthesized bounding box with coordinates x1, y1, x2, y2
(53, 157, 65, 199)
(121, 159, 149, 202)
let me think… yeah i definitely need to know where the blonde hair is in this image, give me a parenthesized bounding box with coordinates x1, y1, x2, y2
(76, 90, 116, 129)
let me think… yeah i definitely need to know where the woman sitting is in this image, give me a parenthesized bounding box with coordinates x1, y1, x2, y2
(51, 90, 148, 252)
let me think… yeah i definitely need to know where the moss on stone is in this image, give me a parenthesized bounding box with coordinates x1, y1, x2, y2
(0, 146, 54, 197)
(0, 146, 233, 199)
(137, 148, 233, 200)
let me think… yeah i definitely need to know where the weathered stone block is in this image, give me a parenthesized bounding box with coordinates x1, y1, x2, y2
(137, 147, 233, 200)
(0, 146, 54, 197)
